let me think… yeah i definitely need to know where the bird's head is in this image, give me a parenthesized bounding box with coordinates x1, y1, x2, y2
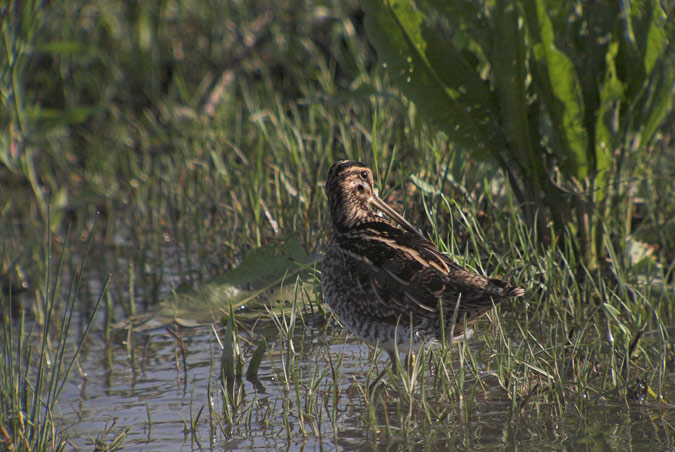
(325, 160, 420, 235)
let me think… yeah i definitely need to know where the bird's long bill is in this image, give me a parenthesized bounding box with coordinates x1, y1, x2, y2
(369, 194, 424, 238)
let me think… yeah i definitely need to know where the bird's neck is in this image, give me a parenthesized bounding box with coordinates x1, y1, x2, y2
(331, 209, 392, 234)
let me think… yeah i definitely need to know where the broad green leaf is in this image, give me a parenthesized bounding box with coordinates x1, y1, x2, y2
(611, 1, 673, 153)
(594, 40, 623, 204)
(490, 0, 538, 174)
(623, 0, 668, 76)
(617, 0, 669, 100)
(638, 62, 674, 152)
(427, 0, 492, 59)
(363, 0, 504, 157)
(574, 1, 619, 166)
(524, 0, 589, 179)
(620, 1, 673, 152)
(115, 235, 322, 331)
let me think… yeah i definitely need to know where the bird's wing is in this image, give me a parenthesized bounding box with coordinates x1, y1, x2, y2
(336, 221, 504, 320)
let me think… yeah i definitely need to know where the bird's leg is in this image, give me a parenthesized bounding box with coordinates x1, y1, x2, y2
(368, 351, 397, 393)
(368, 368, 387, 393)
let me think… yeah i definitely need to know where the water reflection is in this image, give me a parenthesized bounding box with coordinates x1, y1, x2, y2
(55, 320, 674, 451)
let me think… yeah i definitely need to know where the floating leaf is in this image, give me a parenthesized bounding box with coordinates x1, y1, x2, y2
(115, 235, 322, 331)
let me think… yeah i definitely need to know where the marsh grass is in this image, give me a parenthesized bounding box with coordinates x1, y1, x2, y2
(0, 218, 107, 451)
(197, 219, 672, 445)
(89, 420, 129, 452)
(1, 0, 674, 448)
(200, 154, 673, 442)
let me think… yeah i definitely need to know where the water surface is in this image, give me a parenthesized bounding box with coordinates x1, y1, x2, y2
(55, 317, 674, 451)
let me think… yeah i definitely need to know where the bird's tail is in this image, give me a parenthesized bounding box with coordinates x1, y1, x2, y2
(502, 286, 525, 298)
(488, 278, 525, 298)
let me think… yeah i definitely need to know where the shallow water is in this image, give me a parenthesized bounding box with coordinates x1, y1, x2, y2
(54, 317, 675, 451)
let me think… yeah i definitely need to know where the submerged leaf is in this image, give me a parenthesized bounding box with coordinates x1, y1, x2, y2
(115, 235, 322, 331)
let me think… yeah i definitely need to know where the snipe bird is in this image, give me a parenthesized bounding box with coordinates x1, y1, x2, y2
(322, 160, 524, 370)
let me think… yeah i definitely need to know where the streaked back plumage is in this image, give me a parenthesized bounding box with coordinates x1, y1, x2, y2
(322, 160, 524, 354)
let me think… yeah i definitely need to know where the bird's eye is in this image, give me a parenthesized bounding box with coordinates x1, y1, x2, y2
(359, 171, 368, 180)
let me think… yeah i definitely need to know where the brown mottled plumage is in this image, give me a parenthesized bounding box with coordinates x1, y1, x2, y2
(321, 160, 524, 361)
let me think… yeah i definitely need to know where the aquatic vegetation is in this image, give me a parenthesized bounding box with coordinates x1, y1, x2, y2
(1, 0, 673, 449)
